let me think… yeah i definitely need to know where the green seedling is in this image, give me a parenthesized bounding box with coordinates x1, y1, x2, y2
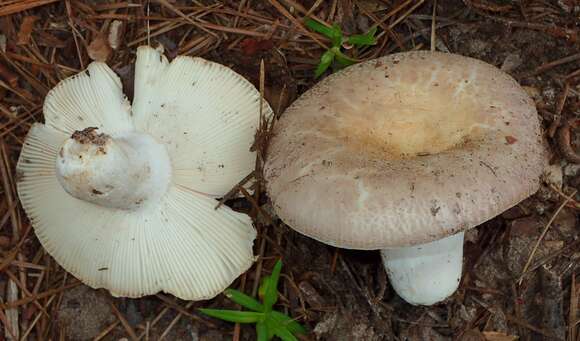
(304, 18, 378, 77)
(199, 260, 307, 341)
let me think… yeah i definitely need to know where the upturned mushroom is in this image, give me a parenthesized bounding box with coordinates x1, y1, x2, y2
(17, 46, 272, 300)
(264, 51, 547, 305)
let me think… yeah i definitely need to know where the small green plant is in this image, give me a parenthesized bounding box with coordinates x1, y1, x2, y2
(304, 18, 378, 78)
(199, 260, 306, 341)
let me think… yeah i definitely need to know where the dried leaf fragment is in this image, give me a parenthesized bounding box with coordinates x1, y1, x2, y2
(17, 16, 38, 45)
(87, 34, 112, 62)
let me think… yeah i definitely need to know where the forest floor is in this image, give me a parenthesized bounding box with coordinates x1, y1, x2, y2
(0, 0, 578, 340)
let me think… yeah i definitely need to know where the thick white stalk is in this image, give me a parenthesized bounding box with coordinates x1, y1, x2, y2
(380, 231, 464, 305)
(55, 127, 171, 210)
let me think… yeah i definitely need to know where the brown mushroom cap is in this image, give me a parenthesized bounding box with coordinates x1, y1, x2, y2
(264, 51, 547, 250)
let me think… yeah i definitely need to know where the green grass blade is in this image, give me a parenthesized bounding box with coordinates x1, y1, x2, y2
(271, 311, 307, 335)
(273, 326, 299, 341)
(256, 321, 269, 341)
(315, 50, 335, 78)
(198, 309, 264, 324)
(304, 18, 343, 47)
(332, 47, 357, 66)
(224, 289, 264, 312)
(259, 275, 269, 300)
(330, 23, 343, 46)
(347, 26, 377, 47)
(304, 18, 339, 41)
(264, 259, 283, 311)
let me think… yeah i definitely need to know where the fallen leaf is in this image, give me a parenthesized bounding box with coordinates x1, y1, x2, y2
(87, 34, 112, 62)
(17, 16, 38, 45)
(482, 331, 519, 341)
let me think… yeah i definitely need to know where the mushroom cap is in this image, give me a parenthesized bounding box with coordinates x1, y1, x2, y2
(17, 46, 272, 300)
(264, 51, 547, 250)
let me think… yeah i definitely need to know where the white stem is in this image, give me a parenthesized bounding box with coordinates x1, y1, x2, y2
(56, 128, 171, 210)
(380, 231, 464, 305)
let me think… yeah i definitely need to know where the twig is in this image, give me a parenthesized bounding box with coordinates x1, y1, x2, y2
(239, 186, 273, 225)
(473, 9, 578, 42)
(569, 273, 578, 341)
(548, 82, 569, 138)
(505, 314, 564, 340)
(267, 0, 328, 49)
(214, 171, 255, 210)
(156, 0, 218, 38)
(65, 0, 85, 70)
(137, 306, 171, 340)
(0, 141, 21, 341)
(154, 294, 212, 325)
(557, 117, 580, 163)
(251, 234, 268, 298)
(19, 295, 56, 340)
(526, 239, 580, 274)
(94, 321, 120, 341)
(430, 0, 437, 52)
(0, 0, 60, 17)
(463, 0, 512, 12)
(472, 297, 564, 340)
(158, 302, 194, 340)
(517, 189, 577, 285)
(110, 302, 138, 341)
(521, 53, 580, 79)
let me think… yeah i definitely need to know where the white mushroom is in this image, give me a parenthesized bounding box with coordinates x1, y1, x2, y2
(17, 46, 273, 300)
(264, 51, 547, 305)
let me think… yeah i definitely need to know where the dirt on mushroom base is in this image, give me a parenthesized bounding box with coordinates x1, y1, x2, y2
(0, 0, 579, 340)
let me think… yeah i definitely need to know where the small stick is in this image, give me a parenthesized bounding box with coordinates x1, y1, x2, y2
(19, 295, 56, 340)
(110, 302, 138, 341)
(0, 0, 60, 17)
(526, 239, 580, 274)
(548, 82, 569, 138)
(517, 189, 577, 285)
(137, 306, 171, 340)
(239, 186, 273, 225)
(523, 53, 580, 78)
(267, 0, 328, 49)
(251, 235, 268, 298)
(430, 0, 437, 52)
(158, 302, 194, 340)
(568, 273, 577, 341)
(0, 281, 80, 310)
(557, 117, 580, 163)
(214, 171, 255, 210)
(94, 321, 120, 341)
(65, 0, 85, 70)
(156, 0, 218, 38)
(154, 294, 212, 325)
